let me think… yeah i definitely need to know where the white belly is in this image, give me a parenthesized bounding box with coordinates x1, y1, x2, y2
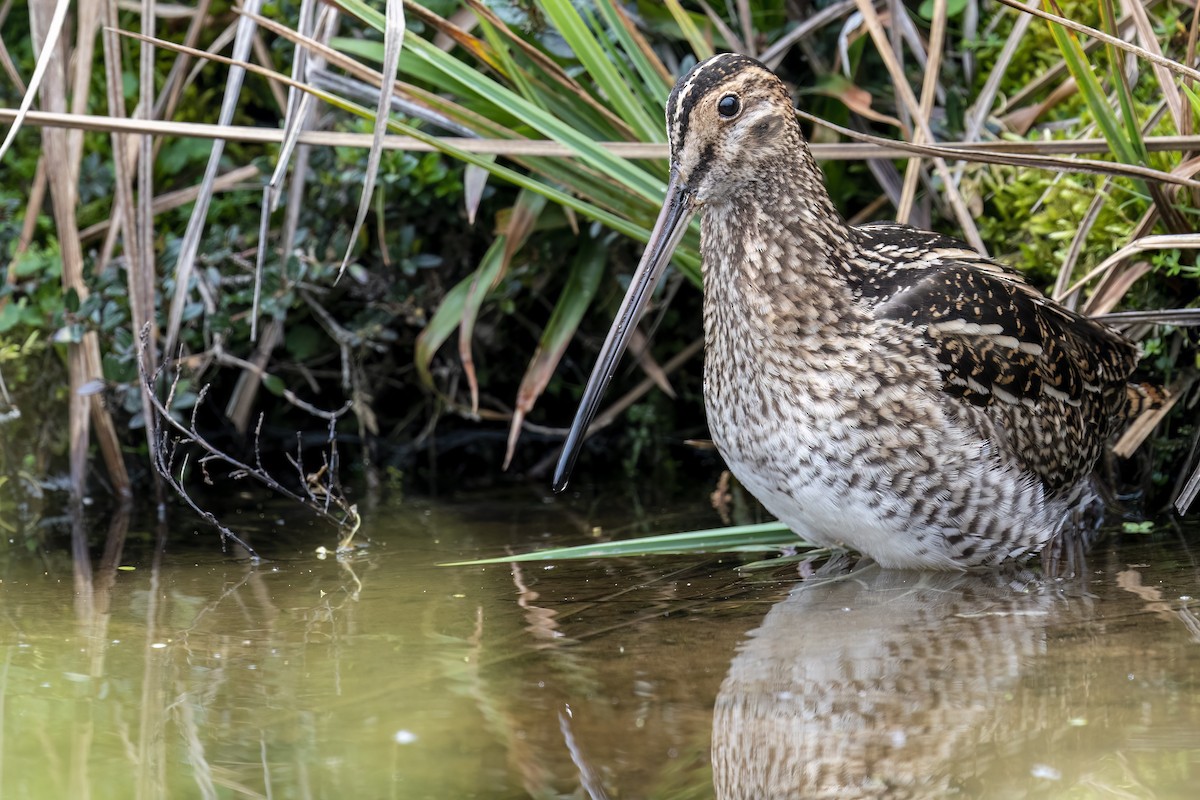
(706, 387, 1063, 570)
(726, 454, 967, 569)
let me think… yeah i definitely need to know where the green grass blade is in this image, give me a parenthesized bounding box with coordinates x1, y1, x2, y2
(406, 37, 664, 198)
(663, 0, 714, 60)
(1183, 84, 1200, 128)
(594, 0, 672, 111)
(458, 236, 510, 408)
(473, 13, 545, 112)
(460, 190, 548, 411)
(336, 0, 665, 201)
(378, 115, 702, 281)
(339, 0, 406, 278)
(537, 0, 662, 142)
(1043, 0, 1139, 166)
(441, 521, 800, 565)
(1099, 0, 1148, 164)
(415, 269, 476, 390)
(504, 237, 608, 467)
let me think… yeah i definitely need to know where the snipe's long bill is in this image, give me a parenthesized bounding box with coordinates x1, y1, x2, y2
(552, 168, 694, 492)
(552, 53, 1162, 569)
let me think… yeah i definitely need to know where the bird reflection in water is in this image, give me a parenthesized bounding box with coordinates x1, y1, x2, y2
(712, 562, 1068, 799)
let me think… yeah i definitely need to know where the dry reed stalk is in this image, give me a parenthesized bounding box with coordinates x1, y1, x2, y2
(0, 24, 27, 93)
(1082, 260, 1153, 317)
(30, 0, 130, 498)
(965, 4, 1035, 142)
(1053, 180, 1111, 309)
(1001, 79, 1078, 135)
(760, 1, 856, 69)
(997, 0, 1200, 81)
(104, 0, 161, 505)
(736, 0, 754, 57)
(1119, 0, 1184, 133)
(1052, 233, 1200, 312)
(852, 0, 985, 251)
(337, 0, 404, 280)
(152, 0, 214, 125)
(996, 1, 1160, 116)
(251, 30, 288, 112)
(162, 0, 262, 365)
(695, 0, 746, 56)
(3, 157, 46, 290)
(1113, 375, 1190, 458)
(138, 0, 157, 392)
(67, 0, 101, 171)
(232, 3, 337, 427)
(225, 318, 283, 433)
(11, 105, 1200, 184)
(897, 0, 946, 224)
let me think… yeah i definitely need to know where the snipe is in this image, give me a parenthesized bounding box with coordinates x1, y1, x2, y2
(553, 53, 1160, 569)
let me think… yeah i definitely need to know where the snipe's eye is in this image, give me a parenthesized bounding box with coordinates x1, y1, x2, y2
(717, 93, 741, 119)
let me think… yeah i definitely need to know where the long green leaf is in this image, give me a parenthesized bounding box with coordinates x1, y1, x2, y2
(538, 0, 662, 142)
(586, 3, 668, 128)
(457, 238, 509, 408)
(337, 0, 666, 202)
(441, 521, 800, 565)
(415, 271, 475, 390)
(473, 12, 545, 111)
(504, 235, 607, 467)
(115, 27, 702, 282)
(662, 0, 714, 60)
(379, 114, 701, 281)
(459, 190, 547, 412)
(594, 0, 672, 111)
(1183, 84, 1200, 128)
(1099, 0, 1148, 165)
(1043, 0, 1139, 167)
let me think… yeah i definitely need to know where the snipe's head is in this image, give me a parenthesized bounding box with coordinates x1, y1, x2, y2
(665, 53, 803, 205)
(552, 54, 803, 492)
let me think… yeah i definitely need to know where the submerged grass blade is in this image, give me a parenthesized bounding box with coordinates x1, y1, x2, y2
(441, 521, 800, 565)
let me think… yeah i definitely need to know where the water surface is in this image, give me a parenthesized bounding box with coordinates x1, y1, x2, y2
(1, 490, 1198, 798)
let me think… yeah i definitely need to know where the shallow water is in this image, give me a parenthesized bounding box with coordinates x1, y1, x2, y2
(1, 490, 1198, 799)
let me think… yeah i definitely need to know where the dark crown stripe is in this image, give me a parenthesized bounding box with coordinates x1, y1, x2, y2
(668, 53, 768, 153)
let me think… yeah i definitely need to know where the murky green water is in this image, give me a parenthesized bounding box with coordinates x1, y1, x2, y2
(1, 490, 1198, 798)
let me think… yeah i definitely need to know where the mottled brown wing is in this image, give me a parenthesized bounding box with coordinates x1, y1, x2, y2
(855, 225, 1140, 493)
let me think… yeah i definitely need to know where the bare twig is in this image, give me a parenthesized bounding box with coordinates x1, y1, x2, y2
(137, 327, 361, 552)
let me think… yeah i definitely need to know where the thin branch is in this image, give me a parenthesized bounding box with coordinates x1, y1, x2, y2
(136, 326, 361, 550)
